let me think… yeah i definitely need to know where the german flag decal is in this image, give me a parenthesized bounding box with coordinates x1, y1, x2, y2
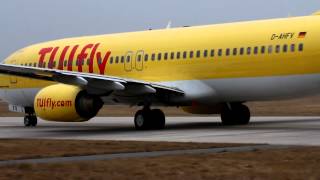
(298, 32, 307, 38)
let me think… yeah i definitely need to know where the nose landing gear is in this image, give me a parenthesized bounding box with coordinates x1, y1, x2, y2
(24, 108, 37, 127)
(24, 114, 38, 127)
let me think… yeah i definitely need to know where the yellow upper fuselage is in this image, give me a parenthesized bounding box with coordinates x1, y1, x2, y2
(2, 15, 320, 88)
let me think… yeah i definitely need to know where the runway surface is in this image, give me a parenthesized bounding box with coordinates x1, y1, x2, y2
(0, 144, 288, 166)
(0, 117, 320, 146)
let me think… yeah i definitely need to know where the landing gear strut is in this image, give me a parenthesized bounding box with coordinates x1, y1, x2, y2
(220, 103, 251, 126)
(134, 108, 166, 130)
(24, 113, 38, 127)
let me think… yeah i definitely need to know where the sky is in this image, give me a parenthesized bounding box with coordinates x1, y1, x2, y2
(0, 0, 319, 60)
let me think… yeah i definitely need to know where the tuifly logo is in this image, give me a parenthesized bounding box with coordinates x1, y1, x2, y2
(38, 43, 111, 75)
(36, 98, 72, 110)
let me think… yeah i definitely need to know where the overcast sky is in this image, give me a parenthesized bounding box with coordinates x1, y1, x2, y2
(0, 0, 319, 60)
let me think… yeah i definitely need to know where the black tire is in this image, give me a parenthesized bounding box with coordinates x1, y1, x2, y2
(134, 110, 151, 130)
(151, 109, 166, 130)
(221, 107, 235, 126)
(30, 116, 38, 127)
(221, 104, 251, 126)
(236, 105, 250, 125)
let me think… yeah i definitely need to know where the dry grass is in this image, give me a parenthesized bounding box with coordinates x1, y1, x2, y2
(2, 96, 320, 117)
(1, 147, 320, 180)
(0, 139, 244, 161)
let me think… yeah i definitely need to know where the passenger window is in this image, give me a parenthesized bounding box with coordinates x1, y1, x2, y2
(110, 58, 113, 64)
(254, 47, 259, 55)
(53, 61, 56, 67)
(29, 63, 32, 67)
(115, 56, 119, 63)
(64, 60, 67, 67)
(268, 45, 273, 54)
(126, 56, 131, 62)
(210, 49, 215, 57)
(291, 44, 295, 52)
(183, 51, 187, 59)
(275, 45, 280, 53)
(121, 56, 125, 63)
(218, 49, 223, 56)
(144, 54, 148, 62)
(151, 54, 155, 61)
(177, 52, 181, 59)
(196, 50, 201, 58)
(283, 45, 288, 53)
(233, 48, 237, 56)
(204, 50, 208, 57)
(226, 49, 230, 56)
(170, 52, 175, 59)
(43, 62, 46, 68)
(164, 53, 168, 60)
(247, 47, 251, 55)
(261, 46, 266, 54)
(190, 51, 194, 58)
(158, 53, 162, 61)
(240, 48, 244, 55)
(34, 63, 37, 67)
(298, 43, 304, 51)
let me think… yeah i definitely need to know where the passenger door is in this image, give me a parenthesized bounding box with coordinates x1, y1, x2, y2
(124, 51, 133, 72)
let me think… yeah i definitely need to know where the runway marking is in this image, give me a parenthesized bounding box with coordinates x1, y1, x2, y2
(0, 144, 291, 166)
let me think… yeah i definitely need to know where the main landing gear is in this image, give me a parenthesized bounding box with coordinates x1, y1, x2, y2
(24, 113, 38, 127)
(220, 103, 251, 126)
(134, 108, 166, 130)
(133, 103, 251, 130)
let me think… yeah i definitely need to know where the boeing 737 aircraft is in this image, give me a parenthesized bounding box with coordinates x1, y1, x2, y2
(0, 12, 319, 130)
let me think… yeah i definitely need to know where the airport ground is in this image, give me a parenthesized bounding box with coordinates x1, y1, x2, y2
(1, 96, 320, 179)
(0, 139, 319, 180)
(0, 116, 319, 179)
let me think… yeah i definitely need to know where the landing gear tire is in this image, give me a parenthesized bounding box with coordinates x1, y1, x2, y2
(134, 110, 151, 130)
(221, 104, 250, 126)
(152, 109, 166, 130)
(24, 115, 37, 127)
(134, 109, 166, 130)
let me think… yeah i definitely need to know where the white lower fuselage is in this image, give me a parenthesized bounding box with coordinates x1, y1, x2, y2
(1, 73, 320, 108)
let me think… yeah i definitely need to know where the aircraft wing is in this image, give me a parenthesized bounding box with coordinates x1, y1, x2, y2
(0, 64, 184, 97)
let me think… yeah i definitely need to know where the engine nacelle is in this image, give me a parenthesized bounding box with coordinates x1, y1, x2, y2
(34, 84, 103, 122)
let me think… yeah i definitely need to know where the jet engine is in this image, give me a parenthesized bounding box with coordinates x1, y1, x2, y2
(34, 84, 103, 122)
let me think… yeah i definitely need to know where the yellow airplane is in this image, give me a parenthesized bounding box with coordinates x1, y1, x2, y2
(0, 12, 318, 130)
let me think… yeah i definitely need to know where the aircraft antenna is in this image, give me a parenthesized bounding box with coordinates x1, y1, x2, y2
(166, 21, 172, 29)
